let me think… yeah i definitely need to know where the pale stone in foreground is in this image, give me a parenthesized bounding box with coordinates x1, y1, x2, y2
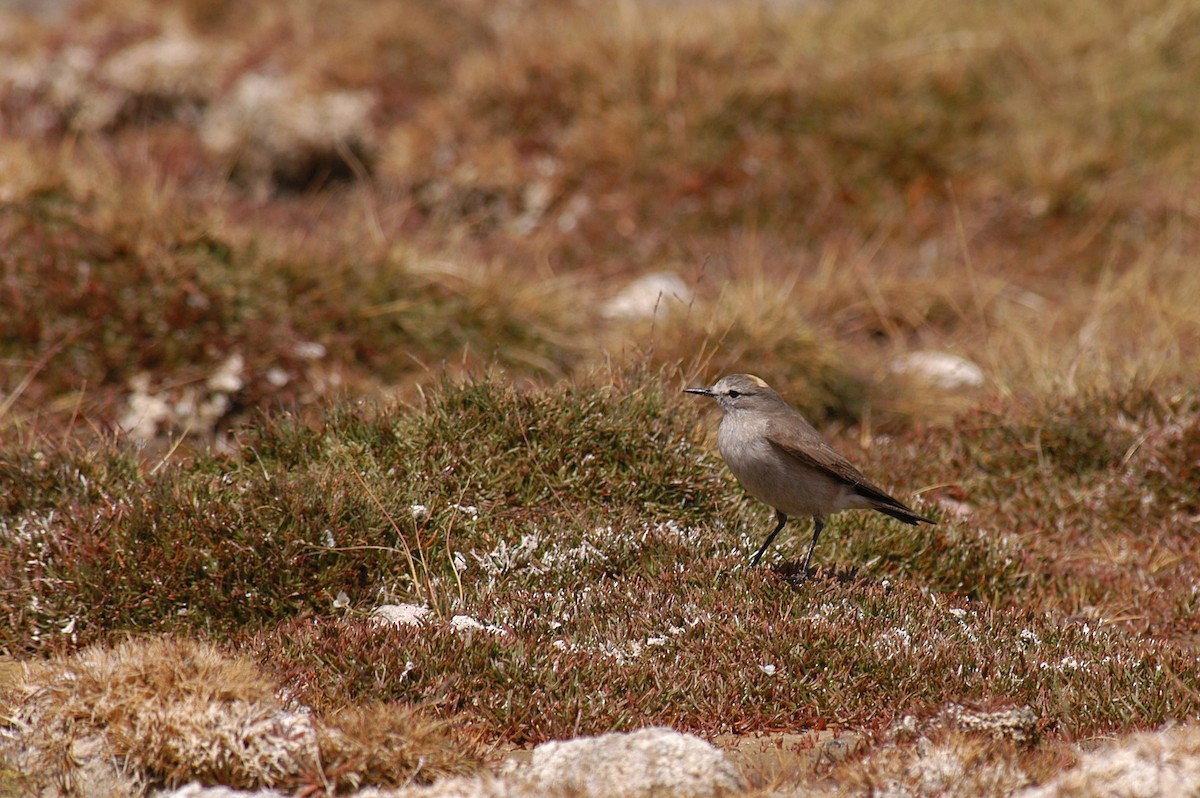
(521, 727, 747, 798)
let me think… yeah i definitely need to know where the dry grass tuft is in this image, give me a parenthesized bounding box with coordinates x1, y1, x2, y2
(830, 703, 1055, 797)
(836, 729, 1035, 797)
(1021, 725, 1200, 798)
(317, 704, 481, 793)
(0, 637, 479, 795)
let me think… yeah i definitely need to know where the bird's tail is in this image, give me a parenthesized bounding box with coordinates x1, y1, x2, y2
(875, 501, 935, 526)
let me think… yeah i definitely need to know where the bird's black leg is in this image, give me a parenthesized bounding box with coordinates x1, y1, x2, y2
(800, 516, 826, 575)
(750, 510, 788, 566)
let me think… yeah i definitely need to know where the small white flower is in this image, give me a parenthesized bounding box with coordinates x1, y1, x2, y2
(758, 664, 777, 676)
(396, 660, 415, 684)
(410, 504, 429, 520)
(333, 591, 350, 609)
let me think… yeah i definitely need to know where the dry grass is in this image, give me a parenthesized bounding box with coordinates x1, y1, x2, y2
(2, 0, 1199, 431)
(0, 637, 479, 795)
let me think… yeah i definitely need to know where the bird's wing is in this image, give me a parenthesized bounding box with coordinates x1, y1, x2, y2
(764, 420, 914, 512)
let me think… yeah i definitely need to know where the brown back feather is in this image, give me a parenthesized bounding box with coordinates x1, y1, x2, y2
(765, 421, 933, 525)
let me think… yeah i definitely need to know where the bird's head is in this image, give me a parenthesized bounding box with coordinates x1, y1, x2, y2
(684, 373, 782, 414)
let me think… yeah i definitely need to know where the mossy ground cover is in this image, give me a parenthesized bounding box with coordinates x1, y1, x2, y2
(4, 377, 1200, 748)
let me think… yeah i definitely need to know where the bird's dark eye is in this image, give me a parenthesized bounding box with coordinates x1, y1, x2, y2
(728, 390, 741, 398)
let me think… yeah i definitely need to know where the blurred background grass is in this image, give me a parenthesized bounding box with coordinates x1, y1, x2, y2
(1, 0, 1198, 436)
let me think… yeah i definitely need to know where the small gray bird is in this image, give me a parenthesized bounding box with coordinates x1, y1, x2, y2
(686, 373, 933, 571)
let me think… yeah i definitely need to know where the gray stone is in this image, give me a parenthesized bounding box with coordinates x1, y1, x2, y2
(890, 351, 984, 390)
(603, 273, 693, 321)
(521, 727, 747, 798)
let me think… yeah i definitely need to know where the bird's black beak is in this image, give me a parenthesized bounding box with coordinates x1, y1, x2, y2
(684, 387, 714, 397)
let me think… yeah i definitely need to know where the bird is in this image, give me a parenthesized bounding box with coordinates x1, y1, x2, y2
(685, 373, 933, 571)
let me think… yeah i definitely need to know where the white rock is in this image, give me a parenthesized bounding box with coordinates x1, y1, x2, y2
(294, 341, 328, 360)
(103, 35, 220, 98)
(521, 727, 746, 798)
(602, 272, 693, 321)
(200, 73, 375, 184)
(890, 351, 984, 390)
(207, 352, 246, 394)
(266, 367, 290, 387)
(370, 603, 431, 628)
